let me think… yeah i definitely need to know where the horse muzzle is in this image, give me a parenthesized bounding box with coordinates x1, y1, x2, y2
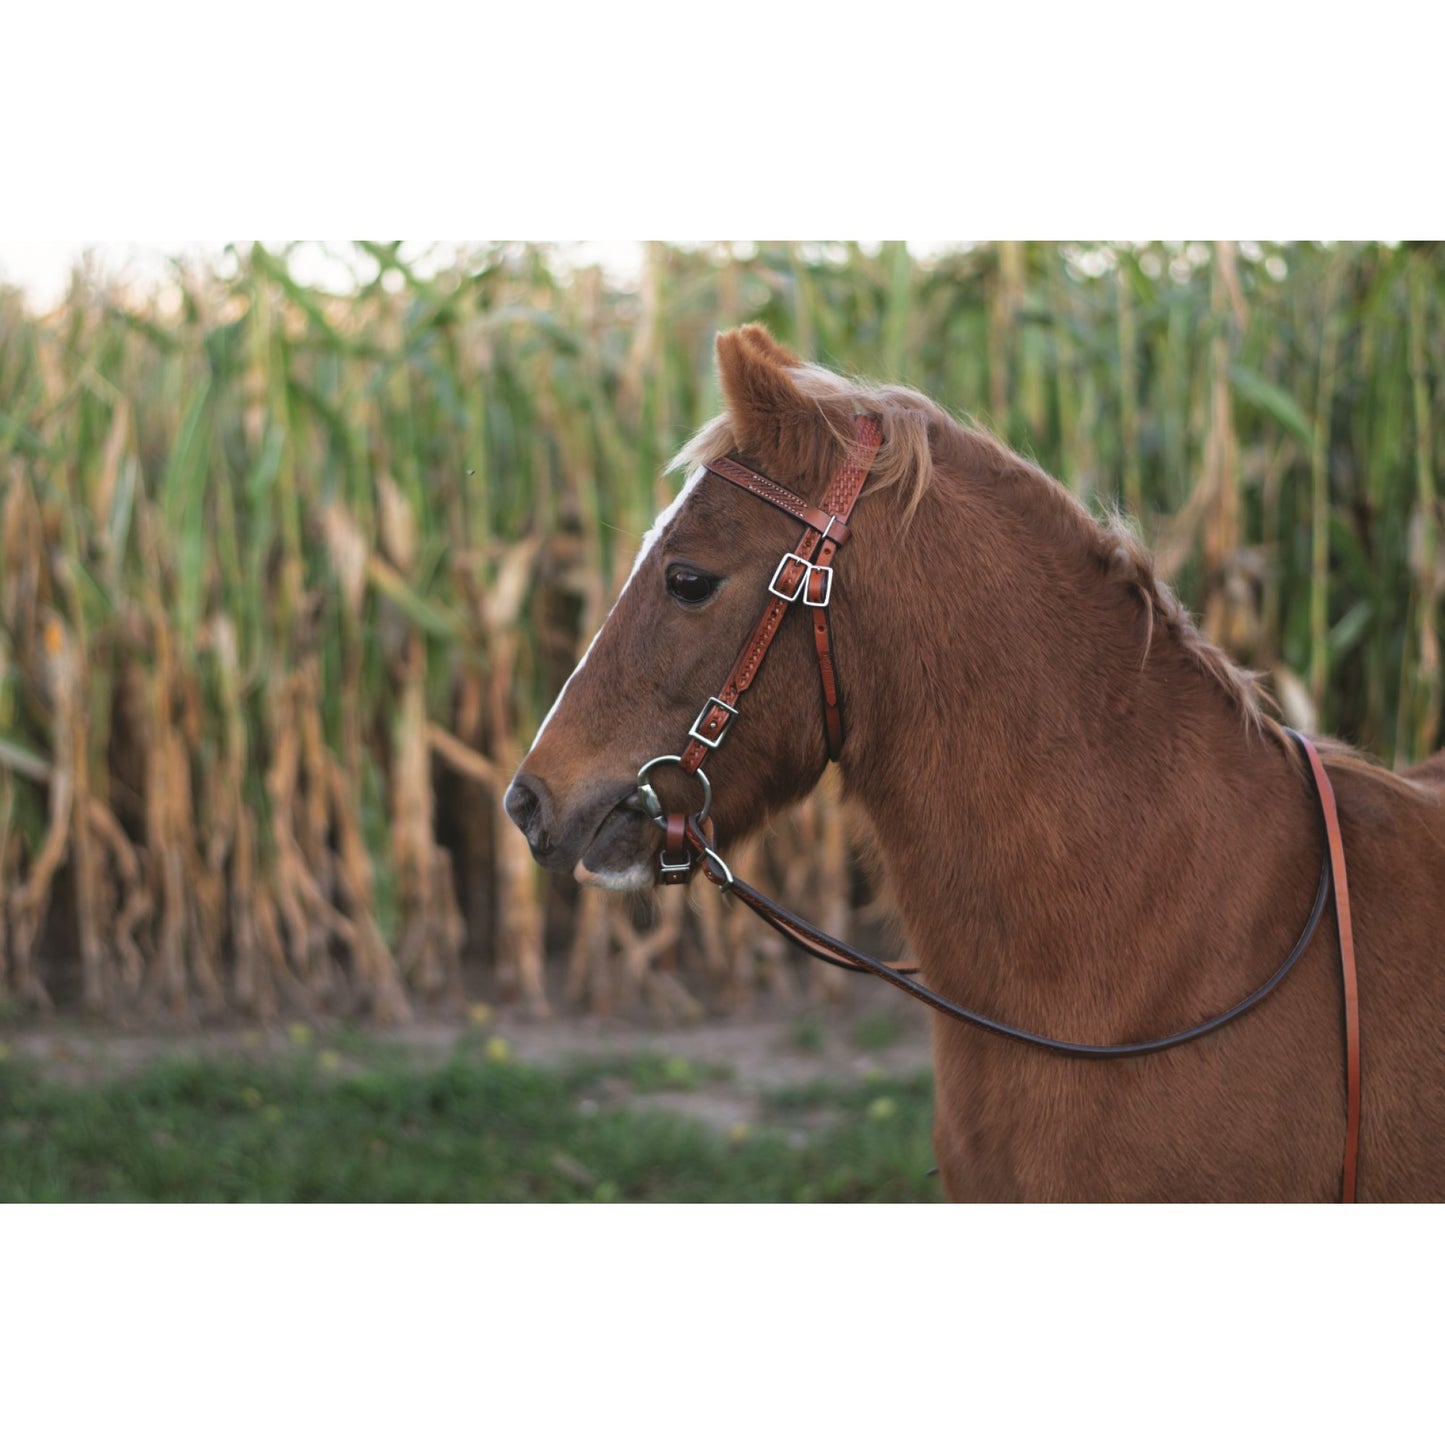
(504, 770, 655, 886)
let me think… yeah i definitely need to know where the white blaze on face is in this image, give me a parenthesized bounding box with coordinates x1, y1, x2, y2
(528, 466, 707, 753)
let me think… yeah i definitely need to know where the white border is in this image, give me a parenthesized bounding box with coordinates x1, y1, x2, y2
(5, 1208, 1440, 1441)
(2, 5, 1441, 1437)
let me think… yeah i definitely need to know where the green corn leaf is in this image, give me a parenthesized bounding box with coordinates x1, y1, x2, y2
(1329, 599, 1374, 657)
(1230, 365, 1314, 448)
(365, 557, 462, 640)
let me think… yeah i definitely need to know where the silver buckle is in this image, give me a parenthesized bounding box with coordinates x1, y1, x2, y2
(688, 696, 738, 750)
(802, 566, 833, 607)
(768, 553, 809, 602)
(769, 553, 835, 607)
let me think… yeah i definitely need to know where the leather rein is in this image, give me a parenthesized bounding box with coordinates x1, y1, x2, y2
(634, 415, 1363, 1202)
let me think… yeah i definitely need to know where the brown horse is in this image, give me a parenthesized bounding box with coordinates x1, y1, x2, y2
(506, 324, 1445, 1202)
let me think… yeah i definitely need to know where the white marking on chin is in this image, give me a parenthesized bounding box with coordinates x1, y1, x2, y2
(573, 859, 655, 892)
(529, 465, 707, 753)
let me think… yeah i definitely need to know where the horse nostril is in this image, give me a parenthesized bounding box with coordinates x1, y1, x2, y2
(504, 773, 552, 853)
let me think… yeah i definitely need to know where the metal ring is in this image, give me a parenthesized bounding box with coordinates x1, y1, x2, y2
(635, 755, 712, 829)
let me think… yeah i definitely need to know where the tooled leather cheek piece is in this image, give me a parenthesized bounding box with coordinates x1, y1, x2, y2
(666, 413, 883, 793)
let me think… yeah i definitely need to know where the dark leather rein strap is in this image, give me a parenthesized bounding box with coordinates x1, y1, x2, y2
(684, 730, 1330, 1060)
(682, 727, 1361, 1200)
(1298, 735, 1362, 1202)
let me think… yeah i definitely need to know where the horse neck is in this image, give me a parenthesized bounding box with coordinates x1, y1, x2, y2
(835, 464, 1319, 1036)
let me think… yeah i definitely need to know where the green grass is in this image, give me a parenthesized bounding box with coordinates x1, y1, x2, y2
(552, 1049, 735, 1094)
(850, 1012, 905, 1052)
(0, 1052, 942, 1203)
(789, 1015, 827, 1053)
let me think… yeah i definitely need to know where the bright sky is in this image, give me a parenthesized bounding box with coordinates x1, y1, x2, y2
(0, 241, 662, 309)
(0, 241, 971, 310)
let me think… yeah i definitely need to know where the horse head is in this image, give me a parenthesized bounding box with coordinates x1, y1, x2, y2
(504, 324, 898, 888)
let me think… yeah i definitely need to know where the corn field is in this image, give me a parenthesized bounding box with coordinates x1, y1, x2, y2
(0, 240, 1440, 1024)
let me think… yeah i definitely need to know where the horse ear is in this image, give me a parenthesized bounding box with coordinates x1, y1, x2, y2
(715, 325, 809, 451)
(733, 323, 802, 369)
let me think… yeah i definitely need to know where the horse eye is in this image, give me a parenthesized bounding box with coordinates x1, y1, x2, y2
(666, 567, 718, 606)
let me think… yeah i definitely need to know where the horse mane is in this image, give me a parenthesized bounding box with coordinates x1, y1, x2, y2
(674, 362, 942, 521)
(672, 359, 1282, 744)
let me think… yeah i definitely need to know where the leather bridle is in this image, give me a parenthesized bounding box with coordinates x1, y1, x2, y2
(633, 415, 1363, 1202)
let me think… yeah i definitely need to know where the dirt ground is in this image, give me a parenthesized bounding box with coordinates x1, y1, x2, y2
(0, 979, 935, 1139)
